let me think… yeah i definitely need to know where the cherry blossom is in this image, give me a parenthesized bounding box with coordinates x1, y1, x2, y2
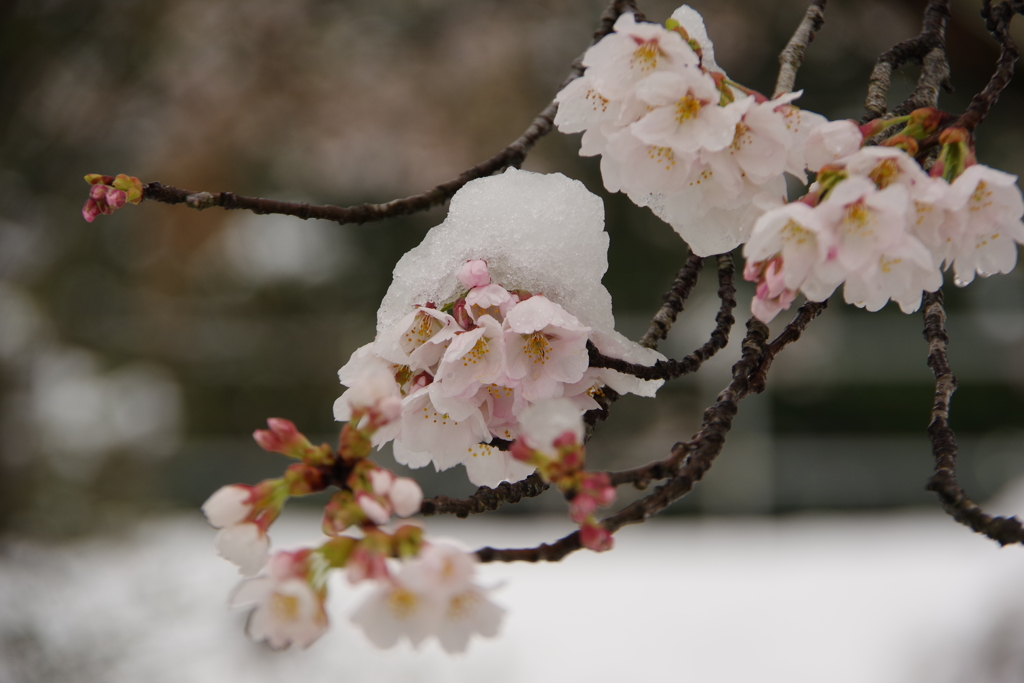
(334, 169, 664, 487)
(350, 541, 504, 653)
(231, 550, 328, 649)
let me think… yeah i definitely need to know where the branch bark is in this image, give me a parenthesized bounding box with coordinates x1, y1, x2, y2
(956, 0, 1020, 130)
(138, 0, 642, 227)
(922, 290, 1024, 545)
(862, 0, 951, 123)
(773, 0, 828, 99)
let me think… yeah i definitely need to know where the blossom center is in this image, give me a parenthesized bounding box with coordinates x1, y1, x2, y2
(674, 94, 702, 122)
(730, 122, 752, 151)
(868, 159, 900, 188)
(270, 592, 301, 622)
(780, 220, 812, 244)
(631, 39, 661, 72)
(387, 588, 420, 619)
(843, 202, 876, 236)
(402, 312, 443, 354)
(647, 146, 676, 170)
(460, 337, 489, 367)
(523, 332, 552, 365)
(970, 181, 993, 211)
(447, 591, 480, 621)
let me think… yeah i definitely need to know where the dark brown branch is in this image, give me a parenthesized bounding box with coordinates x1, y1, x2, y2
(747, 299, 827, 394)
(138, 0, 641, 227)
(589, 253, 737, 381)
(607, 301, 824, 490)
(862, 0, 951, 123)
(956, 0, 1019, 130)
(773, 0, 827, 98)
(478, 318, 772, 562)
(638, 253, 704, 350)
(922, 291, 1024, 545)
(419, 473, 549, 518)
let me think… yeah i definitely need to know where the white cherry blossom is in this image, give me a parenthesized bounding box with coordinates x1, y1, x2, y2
(518, 399, 585, 452)
(581, 12, 699, 99)
(231, 552, 328, 650)
(633, 71, 748, 154)
(805, 119, 863, 171)
(350, 541, 504, 653)
(504, 295, 591, 402)
(202, 484, 252, 528)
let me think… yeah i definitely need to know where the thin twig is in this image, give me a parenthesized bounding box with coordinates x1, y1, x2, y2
(477, 318, 772, 562)
(419, 473, 549, 518)
(773, 0, 827, 98)
(957, 0, 1019, 130)
(638, 253, 704, 350)
(138, 0, 641, 226)
(607, 300, 824, 490)
(922, 291, 1024, 545)
(862, 0, 951, 123)
(589, 254, 737, 382)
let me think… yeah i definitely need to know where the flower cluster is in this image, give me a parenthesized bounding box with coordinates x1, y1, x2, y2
(81, 173, 143, 222)
(554, 7, 826, 256)
(744, 115, 1024, 321)
(351, 541, 504, 653)
(336, 168, 664, 487)
(511, 400, 617, 551)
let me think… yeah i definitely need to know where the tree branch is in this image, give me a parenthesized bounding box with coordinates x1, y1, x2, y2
(956, 0, 1019, 131)
(922, 290, 1024, 545)
(862, 0, 951, 123)
(773, 0, 828, 99)
(589, 253, 737, 381)
(137, 0, 641, 227)
(477, 318, 772, 562)
(419, 473, 549, 518)
(638, 252, 704, 350)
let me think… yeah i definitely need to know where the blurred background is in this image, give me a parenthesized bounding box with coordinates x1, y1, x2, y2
(2, 0, 1024, 680)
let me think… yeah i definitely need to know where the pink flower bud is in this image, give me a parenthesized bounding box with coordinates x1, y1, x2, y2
(90, 184, 109, 200)
(106, 188, 127, 210)
(579, 522, 613, 552)
(452, 299, 474, 330)
(552, 430, 579, 449)
(457, 259, 491, 288)
(569, 493, 598, 523)
(82, 198, 101, 223)
(509, 439, 534, 463)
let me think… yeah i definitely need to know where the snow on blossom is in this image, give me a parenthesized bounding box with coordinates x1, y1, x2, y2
(351, 541, 504, 653)
(335, 169, 663, 488)
(231, 550, 328, 649)
(554, 6, 828, 256)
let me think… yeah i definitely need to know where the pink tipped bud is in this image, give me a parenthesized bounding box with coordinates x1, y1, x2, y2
(90, 184, 109, 200)
(457, 259, 491, 289)
(569, 494, 598, 523)
(82, 198, 100, 222)
(452, 299, 474, 330)
(509, 439, 535, 463)
(552, 430, 579, 449)
(580, 522, 613, 552)
(106, 188, 127, 210)
(202, 484, 255, 528)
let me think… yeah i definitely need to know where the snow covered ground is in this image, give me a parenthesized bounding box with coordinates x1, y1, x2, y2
(3, 502, 1024, 683)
